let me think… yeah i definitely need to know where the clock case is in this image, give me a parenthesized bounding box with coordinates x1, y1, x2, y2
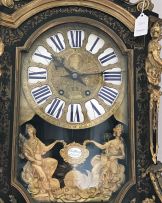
(0, 0, 162, 202)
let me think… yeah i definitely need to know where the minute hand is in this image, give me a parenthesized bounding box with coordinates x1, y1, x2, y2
(51, 54, 75, 74)
(62, 71, 104, 78)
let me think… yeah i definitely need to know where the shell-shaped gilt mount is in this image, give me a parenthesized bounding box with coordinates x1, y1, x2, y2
(60, 142, 89, 165)
(0, 0, 14, 8)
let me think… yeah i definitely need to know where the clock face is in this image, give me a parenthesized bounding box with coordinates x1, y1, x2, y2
(22, 22, 127, 129)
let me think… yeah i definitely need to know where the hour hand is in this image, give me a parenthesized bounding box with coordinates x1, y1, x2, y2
(52, 55, 86, 85)
(62, 72, 87, 86)
(51, 55, 64, 69)
(51, 55, 74, 74)
(77, 75, 87, 86)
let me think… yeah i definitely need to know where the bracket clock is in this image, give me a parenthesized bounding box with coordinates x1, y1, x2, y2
(0, 0, 162, 202)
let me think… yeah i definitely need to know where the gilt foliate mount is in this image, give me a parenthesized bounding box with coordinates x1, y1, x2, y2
(0, 0, 162, 203)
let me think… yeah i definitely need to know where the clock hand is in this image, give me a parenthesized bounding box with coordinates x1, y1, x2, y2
(76, 74, 87, 86)
(80, 70, 126, 76)
(80, 71, 103, 76)
(51, 54, 65, 69)
(51, 55, 86, 86)
(62, 63, 74, 75)
(62, 71, 103, 78)
(62, 72, 87, 86)
(51, 54, 76, 75)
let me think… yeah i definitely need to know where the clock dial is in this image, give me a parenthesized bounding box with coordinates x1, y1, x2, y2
(22, 22, 126, 129)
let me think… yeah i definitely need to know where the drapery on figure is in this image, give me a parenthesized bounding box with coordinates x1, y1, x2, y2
(21, 124, 64, 200)
(145, 22, 162, 86)
(84, 124, 125, 192)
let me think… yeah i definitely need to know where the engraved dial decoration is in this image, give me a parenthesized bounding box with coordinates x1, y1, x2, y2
(22, 22, 126, 129)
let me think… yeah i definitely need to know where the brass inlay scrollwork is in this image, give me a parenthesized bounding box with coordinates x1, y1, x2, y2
(145, 21, 162, 164)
